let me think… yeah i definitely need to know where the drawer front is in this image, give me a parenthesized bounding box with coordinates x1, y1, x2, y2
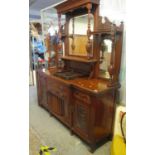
(73, 90, 91, 104)
(47, 78, 70, 100)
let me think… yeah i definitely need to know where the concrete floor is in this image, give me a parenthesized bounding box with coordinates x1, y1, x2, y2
(29, 86, 111, 155)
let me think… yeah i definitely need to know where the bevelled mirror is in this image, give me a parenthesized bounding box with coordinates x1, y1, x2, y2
(99, 39, 112, 79)
(68, 14, 94, 56)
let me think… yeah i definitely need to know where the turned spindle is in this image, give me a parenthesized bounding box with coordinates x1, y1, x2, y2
(86, 3, 92, 59)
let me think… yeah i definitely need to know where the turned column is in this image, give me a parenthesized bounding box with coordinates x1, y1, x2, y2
(86, 3, 92, 59)
(108, 23, 116, 87)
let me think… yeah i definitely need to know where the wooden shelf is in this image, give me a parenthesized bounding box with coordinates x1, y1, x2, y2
(61, 56, 97, 63)
(91, 30, 111, 35)
(91, 29, 122, 35)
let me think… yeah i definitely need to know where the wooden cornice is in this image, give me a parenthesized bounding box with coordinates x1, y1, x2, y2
(54, 0, 99, 14)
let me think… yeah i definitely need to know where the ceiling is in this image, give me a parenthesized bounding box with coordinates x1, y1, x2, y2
(29, 0, 64, 20)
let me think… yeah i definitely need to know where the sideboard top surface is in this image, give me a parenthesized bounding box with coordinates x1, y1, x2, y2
(39, 68, 119, 95)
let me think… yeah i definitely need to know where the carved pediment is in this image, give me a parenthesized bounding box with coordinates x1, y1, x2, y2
(95, 16, 123, 33)
(55, 0, 99, 14)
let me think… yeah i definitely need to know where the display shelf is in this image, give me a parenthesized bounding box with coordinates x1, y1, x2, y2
(61, 56, 97, 63)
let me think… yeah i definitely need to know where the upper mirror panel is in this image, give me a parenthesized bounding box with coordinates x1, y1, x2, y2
(68, 14, 94, 56)
(99, 39, 112, 79)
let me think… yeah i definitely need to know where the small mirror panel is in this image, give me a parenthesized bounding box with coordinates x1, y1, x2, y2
(99, 39, 112, 79)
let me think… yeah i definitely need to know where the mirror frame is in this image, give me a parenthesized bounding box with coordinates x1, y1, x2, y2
(99, 37, 113, 79)
(98, 31, 116, 81)
(68, 14, 94, 57)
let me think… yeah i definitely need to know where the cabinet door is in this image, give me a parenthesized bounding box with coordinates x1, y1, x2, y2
(48, 93, 64, 116)
(47, 78, 71, 125)
(73, 99, 89, 139)
(38, 74, 48, 109)
(48, 92, 71, 125)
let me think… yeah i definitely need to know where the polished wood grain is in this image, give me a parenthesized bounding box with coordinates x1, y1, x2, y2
(55, 0, 99, 14)
(36, 68, 118, 152)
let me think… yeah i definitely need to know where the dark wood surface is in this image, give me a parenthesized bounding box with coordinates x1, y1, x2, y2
(40, 68, 120, 93)
(36, 68, 117, 152)
(36, 0, 123, 152)
(55, 0, 99, 14)
(61, 56, 97, 63)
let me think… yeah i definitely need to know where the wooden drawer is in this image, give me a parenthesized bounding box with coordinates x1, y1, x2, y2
(47, 78, 70, 100)
(73, 90, 91, 104)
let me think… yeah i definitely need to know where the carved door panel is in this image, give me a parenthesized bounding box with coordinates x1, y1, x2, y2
(62, 97, 70, 124)
(47, 78, 71, 124)
(48, 92, 71, 126)
(73, 99, 89, 139)
(36, 72, 41, 105)
(48, 93, 65, 117)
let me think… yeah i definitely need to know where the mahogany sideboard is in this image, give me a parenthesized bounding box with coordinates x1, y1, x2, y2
(36, 67, 119, 152)
(36, 0, 124, 152)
